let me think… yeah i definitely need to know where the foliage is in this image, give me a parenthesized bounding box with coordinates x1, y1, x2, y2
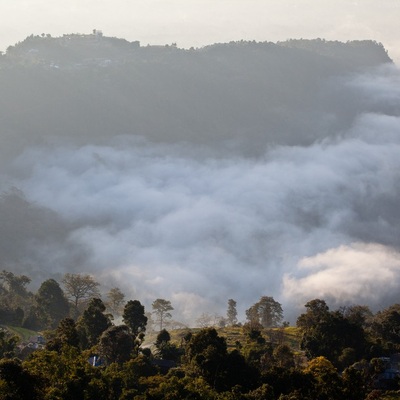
(2, 265, 400, 400)
(0, 271, 31, 326)
(76, 298, 112, 349)
(184, 328, 228, 390)
(246, 296, 283, 328)
(297, 299, 367, 367)
(106, 287, 125, 317)
(98, 325, 134, 365)
(0, 270, 31, 304)
(304, 356, 343, 399)
(45, 317, 80, 352)
(227, 299, 238, 326)
(62, 273, 100, 315)
(0, 329, 19, 359)
(23, 346, 102, 399)
(123, 300, 147, 339)
(0, 358, 43, 399)
(35, 279, 70, 329)
(154, 329, 182, 361)
(152, 298, 174, 331)
(371, 304, 400, 346)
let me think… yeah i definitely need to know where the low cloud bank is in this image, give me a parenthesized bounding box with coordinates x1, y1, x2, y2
(1, 65, 400, 324)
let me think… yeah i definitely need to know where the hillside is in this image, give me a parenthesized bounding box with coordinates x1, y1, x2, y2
(0, 34, 392, 165)
(143, 325, 302, 354)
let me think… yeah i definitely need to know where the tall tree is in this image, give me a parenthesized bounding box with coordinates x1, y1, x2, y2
(370, 303, 400, 346)
(246, 296, 283, 328)
(185, 328, 228, 391)
(35, 279, 70, 329)
(152, 299, 173, 331)
(226, 299, 238, 326)
(154, 328, 180, 361)
(297, 299, 367, 367)
(297, 299, 330, 331)
(0, 328, 18, 359)
(0, 358, 43, 400)
(106, 287, 125, 317)
(99, 325, 134, 365)
(46, 317, 80, 352)
(76, 298, 112, 349)
(62, 273, 100, 315)
(0, 270, 31, 310)
(122, 300, 147, 338)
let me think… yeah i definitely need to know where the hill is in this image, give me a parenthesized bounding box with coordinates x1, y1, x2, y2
(0, 34, 392, 165)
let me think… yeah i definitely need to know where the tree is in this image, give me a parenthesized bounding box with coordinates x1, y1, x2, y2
(45, 317, 80, 352)
(196, 313, 213, 328)
(341, 304, 373, 329)
(106, 287, 125, 317)
(123, 300, 147, 338)
(296, 299, 330, 331)
(0, 270, 31, 299)
(152, 299, 173, 331)
(246, 296, 283, 328)
(0, 270, 31, 311)
(35, 279, 70, 329)
(76, 298, 112, 349)
(0, 358, 43, 400)
(23, 346, 100, 399)
(273, 344, 295, 369)
(226, 299, 238, 326)
(62, 273, 100, 315)
(370, 304, 400, 346)
(154, 329, 180, 361)
(305, 356, 342, 399)
(99, 325, 134, 365)
(185, 328, 228, 390)
(297, 300, 367, 367)
(0, 328, 18, 359)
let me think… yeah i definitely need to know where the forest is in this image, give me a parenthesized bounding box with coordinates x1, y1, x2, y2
(1, 269, 400, 399)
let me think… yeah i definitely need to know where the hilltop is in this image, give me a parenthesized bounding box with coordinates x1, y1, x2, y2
(0, 33, 392, 165)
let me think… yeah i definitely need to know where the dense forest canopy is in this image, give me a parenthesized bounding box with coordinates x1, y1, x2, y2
(1, 269, 400, 399)
(0, 33, 399, 326)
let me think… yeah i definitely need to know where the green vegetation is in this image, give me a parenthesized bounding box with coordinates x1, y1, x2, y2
(2, 269, 400, 398)
(4, 326, 38, 342)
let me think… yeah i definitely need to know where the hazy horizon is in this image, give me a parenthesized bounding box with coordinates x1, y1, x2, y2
(1, 0, 400, 64)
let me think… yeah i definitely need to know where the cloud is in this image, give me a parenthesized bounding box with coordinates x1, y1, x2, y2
(283, 242, 400, 309)
(1, 63, 400, 324)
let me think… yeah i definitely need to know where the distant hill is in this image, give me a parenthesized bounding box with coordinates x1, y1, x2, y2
(0, 34, 392, 163)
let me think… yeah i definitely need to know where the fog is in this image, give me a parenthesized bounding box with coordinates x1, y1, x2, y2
(1, 39, 400, 324)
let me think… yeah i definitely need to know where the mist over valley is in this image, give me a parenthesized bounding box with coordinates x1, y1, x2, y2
(1, 34, 399, 323)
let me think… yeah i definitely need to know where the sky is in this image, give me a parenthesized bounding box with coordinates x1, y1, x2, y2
(1, 0, 400, 64)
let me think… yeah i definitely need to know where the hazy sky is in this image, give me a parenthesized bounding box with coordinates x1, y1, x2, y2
(1, 0, 400, 63)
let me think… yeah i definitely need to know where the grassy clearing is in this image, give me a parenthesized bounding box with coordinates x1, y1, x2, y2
(144, 326, 302, 352)
(5, 326, 39, 342)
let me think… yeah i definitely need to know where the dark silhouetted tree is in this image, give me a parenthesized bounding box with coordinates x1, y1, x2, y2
(36, 278, 70, 329)
(0, 358, 43, 399)
(46, 317, 80, 352)
(76, 298, 112, 349)
(123, 300, 147, 338)
(99, 325, 134, 364)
